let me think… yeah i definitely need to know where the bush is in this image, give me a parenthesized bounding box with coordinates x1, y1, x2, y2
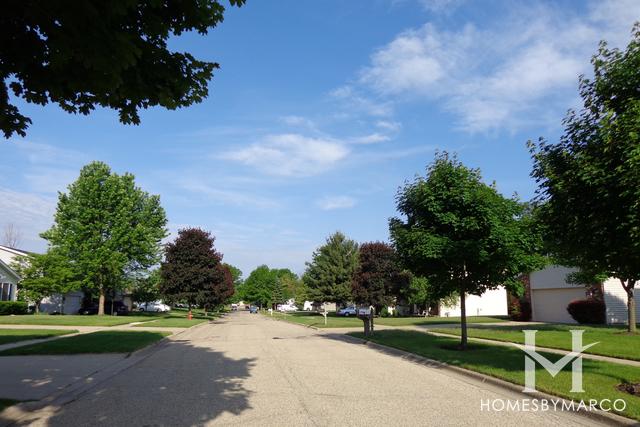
(509, 299, 532, 321)
(0, 301, 28, 315)
(567, 299, 605, 324)
(380, 307, 390, 318)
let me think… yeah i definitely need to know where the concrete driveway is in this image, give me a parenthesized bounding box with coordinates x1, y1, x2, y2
(3, 311, 605, 426)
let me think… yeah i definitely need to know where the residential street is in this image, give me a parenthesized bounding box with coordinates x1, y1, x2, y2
(12, 312, 603, 426)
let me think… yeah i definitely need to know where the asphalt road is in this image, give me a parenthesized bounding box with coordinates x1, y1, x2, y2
(17, 311, 604, 426)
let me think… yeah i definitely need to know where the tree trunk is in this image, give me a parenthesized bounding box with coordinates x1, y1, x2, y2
(98, 287, 105, 316)
(460, 287, 467, 350)
(621, 279, 637, 334)
(628, 286, 636, 334)
(35, 301, 41, 315)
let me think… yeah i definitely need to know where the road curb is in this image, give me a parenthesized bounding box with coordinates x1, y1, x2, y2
(339, 333, 636, 426)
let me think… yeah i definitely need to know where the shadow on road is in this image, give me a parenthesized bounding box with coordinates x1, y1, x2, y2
(1, 338, 255, 427)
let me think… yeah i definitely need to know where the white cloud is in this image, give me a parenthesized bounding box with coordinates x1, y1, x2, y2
(222, 133, 349, 177)
(358, 1, 640, 132)
(350, 133, 391, 144)
(329, 85, 393, 117)
(178, 180, 279, 209)
(375, 120, 402, 132)
(0, 188, 56, 252)
(280, 115, 317, 130)
(316, 196, 357, 210)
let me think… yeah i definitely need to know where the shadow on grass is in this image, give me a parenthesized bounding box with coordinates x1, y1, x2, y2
(0, 337, 255, 426)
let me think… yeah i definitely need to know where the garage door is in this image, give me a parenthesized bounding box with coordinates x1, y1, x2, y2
(531, 288, 587, 324)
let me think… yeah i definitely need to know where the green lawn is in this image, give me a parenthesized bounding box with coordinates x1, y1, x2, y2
(0, 329, 76, 345)
(0, 399, 20, 411)
(430, 324, 640, 361)
(266, 311, 507, 328)
(0, 331, 170, 356)
(350, 330, 640, 421)
(0, 314, 157, 327)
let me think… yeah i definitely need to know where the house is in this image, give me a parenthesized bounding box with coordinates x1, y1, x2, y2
(437, 287, 509, 317)
(524, 265, 640, 325)
(0, 258, 20, 301)
(0, 244, 85, 314)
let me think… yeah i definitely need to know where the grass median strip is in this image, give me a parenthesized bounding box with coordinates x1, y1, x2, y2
(0, 331, 170, 356)
(0, 329, 77, 345)
(430, 325, 640, 361)
(0, 315, 156, 327)
(266, 311, 507, 328)
(349, 330, 640, 421)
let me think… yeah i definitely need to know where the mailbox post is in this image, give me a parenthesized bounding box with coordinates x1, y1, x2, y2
(357, 306, 375, 337)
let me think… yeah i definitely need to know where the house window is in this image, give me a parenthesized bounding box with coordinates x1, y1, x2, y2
(0, 283, 11, 301)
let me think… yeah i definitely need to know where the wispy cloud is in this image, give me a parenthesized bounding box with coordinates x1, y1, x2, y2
(316, 196, 357, 210)
(177, 180, 280, 209)
(329, 85, 393, 117)
(358, 0, 640, 133)
(0, 188, 56, 251)
(222, 133, 350, 177)
(349, 133, 391, 145)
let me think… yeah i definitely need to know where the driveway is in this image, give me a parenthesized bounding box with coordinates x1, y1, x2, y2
(4, 311, 604, 426)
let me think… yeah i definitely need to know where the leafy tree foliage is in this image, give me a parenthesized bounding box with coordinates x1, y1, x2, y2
(530, 25, 640, 332)
(11, 250, 81, 313)
(351, 242, 409, 310)
(1, 0, 246, 138)
(159, 228, 225, 310)
(303, 232, 359, 306)
(241, 265, 298, 308)
(132, 269, 162, 305)
(223, 263, 244, 303)
(198, 264, 235, 314)
(390, 153, 543, 349)
(42, 161, 167, 315)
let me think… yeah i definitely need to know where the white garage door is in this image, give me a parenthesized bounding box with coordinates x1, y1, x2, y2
(531, 288, 587, 324)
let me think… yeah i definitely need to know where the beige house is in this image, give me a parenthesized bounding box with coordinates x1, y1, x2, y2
(527, 265, 640, 325)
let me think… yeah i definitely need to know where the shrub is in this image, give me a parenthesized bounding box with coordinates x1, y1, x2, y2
(509, 299, 532, 321)
(380, 307, 390, 317)
(567, 299, 605, 324)
(0, 301, 28, 315)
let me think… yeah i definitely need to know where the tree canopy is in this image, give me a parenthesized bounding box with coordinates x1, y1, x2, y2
(530, 24, 640, 332)
(42, 161, 167, 315)
(241, 265, 298, 308)
(351, 242, 409, 310)
(1, 0, 246, 138)
(159, 228, 225, 310)
(303, 232, 359, 306)
(390, 153, 543, 349)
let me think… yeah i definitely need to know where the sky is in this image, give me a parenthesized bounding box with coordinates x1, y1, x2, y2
(1, 0, 639, 277)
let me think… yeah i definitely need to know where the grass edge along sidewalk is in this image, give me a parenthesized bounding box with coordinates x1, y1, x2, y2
(0, 315, 157, 327)
(264, 310, 507, 328)
(0, 330, 170, 356)
(0, 329, 77, 345)
(430, 325, 640, 362)
(348, 329, 640, 422)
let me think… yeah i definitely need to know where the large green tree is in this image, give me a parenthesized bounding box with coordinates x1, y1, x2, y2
(12, 250, 81, 314)
(160, 228, 224, 311)
(303, 232, 359, 307)
(42, 161, 167, 315)
(131, 269, 162, 305)
(1, 0, 246, 139)
(390, 153, 543, 349)
(530, 25, 640, 333)
(241, 265, 297, 308)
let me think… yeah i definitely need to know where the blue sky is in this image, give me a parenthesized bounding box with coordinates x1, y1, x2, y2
(1, 0, 639, 277)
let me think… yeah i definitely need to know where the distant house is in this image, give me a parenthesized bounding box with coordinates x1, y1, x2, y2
(437, 287, 509, 317)
(523, 265, 640, 325)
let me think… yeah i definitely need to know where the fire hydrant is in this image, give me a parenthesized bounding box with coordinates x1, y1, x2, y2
(188, 310, 193, 320)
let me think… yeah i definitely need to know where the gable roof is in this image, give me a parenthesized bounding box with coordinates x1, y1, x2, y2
(0, 245, 31, 257)
(0, 258, 20, 283)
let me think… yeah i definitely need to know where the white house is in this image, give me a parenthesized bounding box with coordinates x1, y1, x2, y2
(0, 244, 84, 314)
(438, 287, 509, 317)
(0, 258, 20, 301)
(527, 265, 640, 325)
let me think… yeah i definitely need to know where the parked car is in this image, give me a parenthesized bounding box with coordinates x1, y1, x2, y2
(336, 306, 357, 317)
(231, 303, 238, 311)
(249, 305, 258, 314)
(78, 301, 129, 316)
(138, 301, 171, 313)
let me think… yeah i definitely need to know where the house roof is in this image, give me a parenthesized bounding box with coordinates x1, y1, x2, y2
(0, 258, 20, 283)
(0, 245, 31, 257)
